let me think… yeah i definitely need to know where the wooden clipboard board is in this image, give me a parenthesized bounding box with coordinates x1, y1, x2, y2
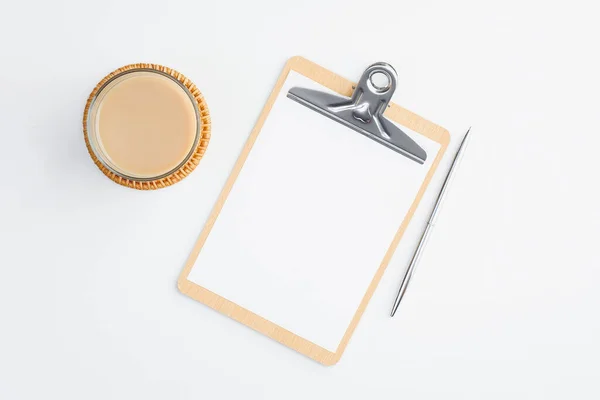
(178, 56, 450, 365)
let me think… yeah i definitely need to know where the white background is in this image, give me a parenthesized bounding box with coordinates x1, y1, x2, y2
(0, 0, 599, 399)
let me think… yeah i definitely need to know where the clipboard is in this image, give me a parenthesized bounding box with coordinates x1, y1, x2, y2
(178, 56, 450, 365)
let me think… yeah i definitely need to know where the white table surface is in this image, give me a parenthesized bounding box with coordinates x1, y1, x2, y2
(1, 0, 599, 398)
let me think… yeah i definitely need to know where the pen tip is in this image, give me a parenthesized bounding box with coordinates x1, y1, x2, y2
(460, 127, 472, 147)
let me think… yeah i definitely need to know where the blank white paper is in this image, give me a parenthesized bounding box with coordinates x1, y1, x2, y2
(187, 71, 441, 352)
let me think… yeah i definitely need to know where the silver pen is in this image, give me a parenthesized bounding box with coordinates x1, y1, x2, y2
(390, 128, 472, 317)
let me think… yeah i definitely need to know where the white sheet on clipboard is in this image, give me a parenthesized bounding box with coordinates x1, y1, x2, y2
(187, 71, 441, 352)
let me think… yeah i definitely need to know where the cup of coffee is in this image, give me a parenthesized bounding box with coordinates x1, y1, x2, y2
(83, 64, 210, 190)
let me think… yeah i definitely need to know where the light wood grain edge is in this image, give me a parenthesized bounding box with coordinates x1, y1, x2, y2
(177, 57, 339, 366)
(177, 280, 337, 365)
(178, 56, 450, 366)
(82, 63, 211, 190)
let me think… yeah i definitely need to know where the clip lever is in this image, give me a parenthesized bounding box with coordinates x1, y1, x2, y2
(287, 62, 427, 164)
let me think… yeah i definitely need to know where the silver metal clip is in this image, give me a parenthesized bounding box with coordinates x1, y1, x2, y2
(287, 62, 427, 164)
